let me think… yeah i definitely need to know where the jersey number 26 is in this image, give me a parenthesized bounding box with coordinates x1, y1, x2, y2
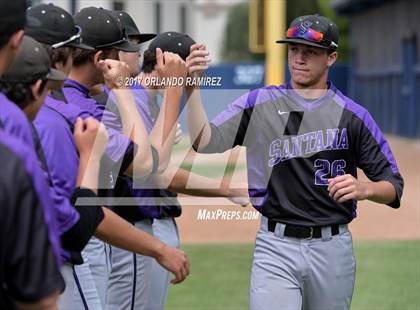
(314, 159, 346, 186)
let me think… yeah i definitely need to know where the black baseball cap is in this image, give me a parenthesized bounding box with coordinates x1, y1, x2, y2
(74, 7, 140, 52)
(277, 14, 339, 51)
(147, 32, 196, 60)
(0, 0, 40, 37)
(1, 36, 67, 83)
(25, 3, 94, 51)
(115, 11, 156, 43)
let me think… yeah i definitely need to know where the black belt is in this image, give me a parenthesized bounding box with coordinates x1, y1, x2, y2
(267, 220, 340, 239)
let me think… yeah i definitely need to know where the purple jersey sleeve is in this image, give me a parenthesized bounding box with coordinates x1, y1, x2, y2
(34, 104, 81, 234)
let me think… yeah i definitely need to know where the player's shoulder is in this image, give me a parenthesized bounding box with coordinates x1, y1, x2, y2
(0, 92, 30, 127)
(239, 84, 288, 109)
(45, 94, 91, 123)
(331, 86, 370, 118)
(62, 81, 101, 114)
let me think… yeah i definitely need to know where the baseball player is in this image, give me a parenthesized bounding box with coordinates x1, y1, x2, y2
(22, 4, 190, 309)
(0, 1, 64, 308)
(0, 31, 189, 310)
(186, 14, 404, 310)
(65, 7, 186, 308)
(98, 25, 248, 309)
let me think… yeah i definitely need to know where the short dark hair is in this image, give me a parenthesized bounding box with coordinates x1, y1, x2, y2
(0, 33, 14, 50)
(42, 44, 73, 68)
(0, 79, 48, 110)
(72, 48, 116, 67)
(141, 49, 156, 73)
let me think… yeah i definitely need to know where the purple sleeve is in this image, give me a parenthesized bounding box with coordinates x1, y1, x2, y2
(101, 109, 132, 164)
(34, 107, 81, 233)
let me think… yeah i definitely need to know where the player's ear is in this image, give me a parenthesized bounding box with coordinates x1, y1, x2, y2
(93, 50, 103, 66)
(327, 50, 338, 67)
(10, 30, 24, 51)
(31, 79, 43, 100)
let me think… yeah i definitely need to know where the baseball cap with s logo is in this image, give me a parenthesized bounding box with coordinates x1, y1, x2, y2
(277, 14, 339, 51)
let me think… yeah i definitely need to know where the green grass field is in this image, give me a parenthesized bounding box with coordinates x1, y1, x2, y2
(166, 240, 420, 310)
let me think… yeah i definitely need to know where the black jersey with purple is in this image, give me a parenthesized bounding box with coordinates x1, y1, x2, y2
(197, 82, 404, 226)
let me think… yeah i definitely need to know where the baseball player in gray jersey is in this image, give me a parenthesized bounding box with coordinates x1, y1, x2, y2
(186, 14, 404, 310)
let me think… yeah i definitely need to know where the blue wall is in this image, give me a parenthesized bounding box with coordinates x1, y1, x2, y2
(349, 40, 419, 138)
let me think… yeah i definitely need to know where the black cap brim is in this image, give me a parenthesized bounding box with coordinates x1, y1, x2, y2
(276, 38, 330, 50)
(46, 68, 67, 81)
(130, 33, 157, 43)
(113, 40, 140, 52)
(66, 41, 95, 51)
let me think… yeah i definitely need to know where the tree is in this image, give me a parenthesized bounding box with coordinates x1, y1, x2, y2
(221, 2, 264, 62)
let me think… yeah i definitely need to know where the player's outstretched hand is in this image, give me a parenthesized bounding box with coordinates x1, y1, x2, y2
(186, 43, 211, 78)
(156, 48, 188, 82)
(328, 174, 370, 203)
(98, 59, 130, 89)
(156, 244, 190, 284)
(74, 117, 109, 160)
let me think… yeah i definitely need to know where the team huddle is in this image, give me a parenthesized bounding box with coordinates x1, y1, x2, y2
(0, 1, 403, 310)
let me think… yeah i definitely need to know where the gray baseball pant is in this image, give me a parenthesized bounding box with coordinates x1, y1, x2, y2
(250, 216, 356, 310)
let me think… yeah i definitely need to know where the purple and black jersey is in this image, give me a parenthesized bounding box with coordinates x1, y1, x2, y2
(198, 82, 403, 226)
(0, 131, 64, 307)
(97, 85, 165, 219)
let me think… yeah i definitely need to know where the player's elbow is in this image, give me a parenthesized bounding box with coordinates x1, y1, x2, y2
(132, 149, 154, 178)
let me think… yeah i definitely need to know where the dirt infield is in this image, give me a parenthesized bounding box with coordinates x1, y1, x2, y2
(175, 136, 420, 243)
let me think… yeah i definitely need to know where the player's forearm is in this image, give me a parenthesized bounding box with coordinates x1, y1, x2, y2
(76, 153, 100, 194)
(149, 86, 183, 173)
(153, 166, 230, 197)
(364, 180, 396, 204)
(112, 88, 153, 177)
(185, 87, 212, 150)
(95, 208, 166, 259)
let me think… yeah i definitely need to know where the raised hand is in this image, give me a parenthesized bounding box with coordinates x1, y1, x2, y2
(186, 43, 211, 78)
(155, 47, 188, 83)
(74, 117, 109, 160)
(98, 59, 130, 89)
